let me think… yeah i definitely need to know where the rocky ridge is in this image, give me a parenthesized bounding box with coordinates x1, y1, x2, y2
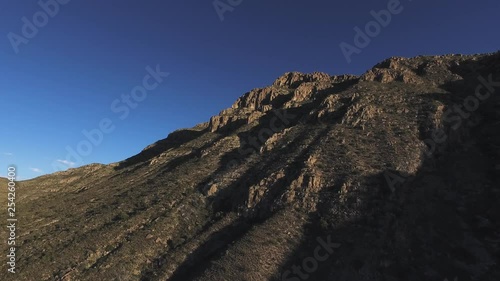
(1, 52, 499, 281)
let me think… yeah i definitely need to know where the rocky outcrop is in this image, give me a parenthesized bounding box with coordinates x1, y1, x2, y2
(231, 87, 290, 110)
(360, 57, 423, 84)
(273, 71, 332, 88)
(209, 72, 358, 132)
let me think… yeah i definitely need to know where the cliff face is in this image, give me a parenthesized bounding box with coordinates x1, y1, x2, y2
(2, 52, 499, 281)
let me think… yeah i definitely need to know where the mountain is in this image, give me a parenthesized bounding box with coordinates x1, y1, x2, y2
(2, 52, 499, 281)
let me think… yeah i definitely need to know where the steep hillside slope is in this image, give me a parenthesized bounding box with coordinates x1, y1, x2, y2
(2, 52, 499, 281)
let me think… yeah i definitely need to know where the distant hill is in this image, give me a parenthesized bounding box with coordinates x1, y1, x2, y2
(3, 52, 499, 281)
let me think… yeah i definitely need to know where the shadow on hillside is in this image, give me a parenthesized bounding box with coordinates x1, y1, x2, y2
(167, 54, 498, 280)
(272, 135, 498, 280)
(212, 125, 330, 217)
(161, 79, 364, 280)
(161, 126, 331, 281)
(164, 217, 254, 281)
(270, 57, 500, 281)
(165, 100, 360, 280)
(314, 78, 359, 101)
(195, 79, 359, 198)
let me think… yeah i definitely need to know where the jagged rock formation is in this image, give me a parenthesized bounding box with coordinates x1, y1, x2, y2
(1, 52, 499, 281)
(208, 72, 357, 133)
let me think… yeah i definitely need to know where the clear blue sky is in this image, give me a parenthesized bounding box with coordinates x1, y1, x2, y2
(1, 0, 499, 180)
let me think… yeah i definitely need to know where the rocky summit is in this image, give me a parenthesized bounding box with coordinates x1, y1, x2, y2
(1, 52, 499, 281)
